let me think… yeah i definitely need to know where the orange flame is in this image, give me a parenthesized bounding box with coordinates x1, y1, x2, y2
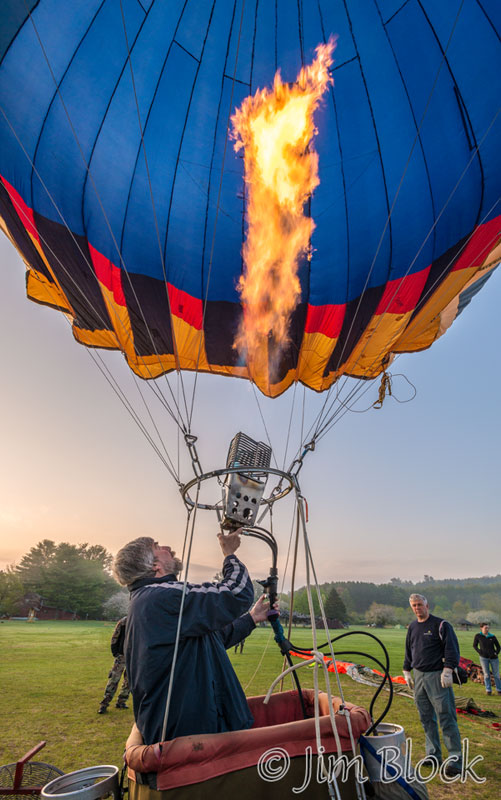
(231, 38, 336, 383)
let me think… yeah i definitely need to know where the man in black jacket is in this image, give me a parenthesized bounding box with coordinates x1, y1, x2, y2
(403, 593, 462, 777)
(98, 616, 130, 713)
(113, 531, 271, 745)
(473, 623, 501, 695)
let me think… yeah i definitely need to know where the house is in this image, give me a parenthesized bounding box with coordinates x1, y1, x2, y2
(15, 593, 79, 620)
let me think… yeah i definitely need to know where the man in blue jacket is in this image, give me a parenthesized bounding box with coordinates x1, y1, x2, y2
(113, 531, 270, 745)
(403, 593, 462, 778)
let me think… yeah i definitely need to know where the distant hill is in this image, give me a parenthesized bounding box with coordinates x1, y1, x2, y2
(285, 575, 501, 623)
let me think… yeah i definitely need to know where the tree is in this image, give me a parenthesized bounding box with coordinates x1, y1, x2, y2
(292, 587, 325, 617)
(393, 605, 414, 626)
(389, 577, 412, 587)
(0, 567, 24, 616)
(16, 540, 117, 618)
(324, 586, 347, 623)
(432, 594, 452, 611)
(103, 591, 130, 620)
(16, 539, 58, 585)
(365, 603, 397, 627)
(451, 600, 471, 623)
(77, 543, 113, 571)
(467, 610, 500, 625)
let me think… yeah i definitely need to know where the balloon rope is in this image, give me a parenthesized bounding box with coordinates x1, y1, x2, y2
(89, 349, 181, 481)
(297, 490, 366, 800)
(287, 186, 501, 458)
(161, 482, 200, 742)
(188, 0, 247, 429)
(279, 505, 300, 692)
(321, 0, 467, 374)
(0, 158, 183, 478)
(118, 0, 191, 424)
(245, 496, 298, 695)
(312, 196, 501, 444)
(250, 382, 279, 469)
(0, 100, 189, 441)
(21, 2, 191, 434)
(297, 491, 342, 800)
(281, 382, 298, 471)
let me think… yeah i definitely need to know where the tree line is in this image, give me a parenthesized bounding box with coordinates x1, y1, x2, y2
(0, 540, 119, 619)
(280, 574, 501, 626)
(2, 541, 500, 623)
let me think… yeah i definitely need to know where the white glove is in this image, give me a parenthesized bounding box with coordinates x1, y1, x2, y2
(403, 670, 414, 690)
(441, 667, 453, 688)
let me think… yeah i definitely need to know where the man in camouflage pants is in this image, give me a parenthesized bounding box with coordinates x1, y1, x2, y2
(98, 616, 130, 714)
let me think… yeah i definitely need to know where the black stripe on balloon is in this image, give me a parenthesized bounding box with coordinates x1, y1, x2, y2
(269, 236, 312, 383)
(34, 214, 113, 333)
(0, 181, 54, 287)
(203, 300, 241, 367)
(122, 272, 174, 357)
(270, 300, 308, 385)
(409, 233, 471, 322)
(323, 284, 387, 376)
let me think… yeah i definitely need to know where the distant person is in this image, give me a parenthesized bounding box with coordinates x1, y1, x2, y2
(98, 616, 130, 714)
(403, 593, 462, 777)
(473, 622, 501, 695)
(234, 638, 245, 654)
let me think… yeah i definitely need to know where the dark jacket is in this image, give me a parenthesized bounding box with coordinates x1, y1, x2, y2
(110, 616, 127, 657)
(125, 554, 255, 745)
(404, 614, 460, 672)
(473, 632, 501, 660)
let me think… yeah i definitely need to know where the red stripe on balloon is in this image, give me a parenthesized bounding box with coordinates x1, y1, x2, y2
(167, 283, 203, 330)
(1, 176, 40, 244)
(88, 243, 126, 307)
(375, 266, 431, 315)
(452, 216, 501, 272)
(304, 303, 345, 338)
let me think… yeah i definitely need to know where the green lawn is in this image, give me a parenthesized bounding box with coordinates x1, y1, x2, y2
(1, 621, 500, 800)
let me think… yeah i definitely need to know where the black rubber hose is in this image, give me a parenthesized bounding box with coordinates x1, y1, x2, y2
(287, 630, 394, 734)
(325, 649, 394, 734)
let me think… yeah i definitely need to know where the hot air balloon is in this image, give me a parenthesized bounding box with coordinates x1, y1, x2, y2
(1, 0, 499, 399)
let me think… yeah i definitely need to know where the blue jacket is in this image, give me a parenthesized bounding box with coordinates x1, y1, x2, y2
(125, 554, 255, 745)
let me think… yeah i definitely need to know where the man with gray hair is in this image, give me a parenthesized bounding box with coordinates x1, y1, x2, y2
(113, 531, 271, 745)
(403, 593, 462, 778)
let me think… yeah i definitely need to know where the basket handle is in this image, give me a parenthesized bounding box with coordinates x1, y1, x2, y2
(13, 742, 46, 790)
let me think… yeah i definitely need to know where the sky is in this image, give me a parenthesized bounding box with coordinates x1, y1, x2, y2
(0, 233, 500, 588)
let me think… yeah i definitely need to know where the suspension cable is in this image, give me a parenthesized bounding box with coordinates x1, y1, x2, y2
(160, 482, 200, 742)
(118, 0, 191, 426)
(21, 3, 191, 433)
(188, 0, 247, 429)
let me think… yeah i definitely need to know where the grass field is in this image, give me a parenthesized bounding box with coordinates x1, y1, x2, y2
(1, 620, 500, 799)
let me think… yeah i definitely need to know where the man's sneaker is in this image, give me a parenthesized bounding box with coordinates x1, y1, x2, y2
(443, 763, 462, 778)
(116, 703, 129, 709)
(98, 705, 108, 714)
(421, 757, 441, 768)
(486, 691, 492, 695)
